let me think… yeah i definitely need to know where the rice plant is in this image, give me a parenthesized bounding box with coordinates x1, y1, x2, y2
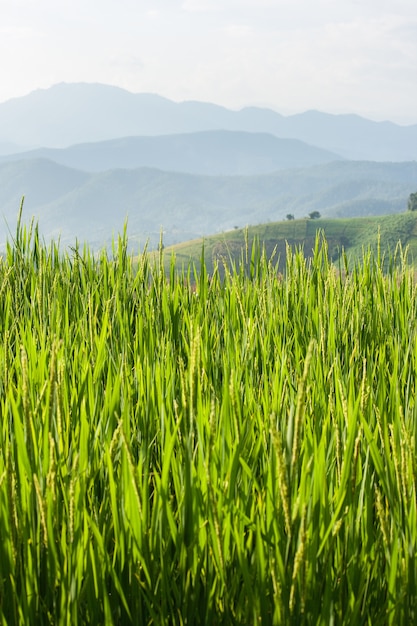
(0, 211, 416, 624)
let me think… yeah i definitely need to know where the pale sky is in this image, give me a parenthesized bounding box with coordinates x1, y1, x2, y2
(0, 0, 416, 124)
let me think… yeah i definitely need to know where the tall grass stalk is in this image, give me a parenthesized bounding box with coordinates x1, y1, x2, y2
(0, 222, 416, 624)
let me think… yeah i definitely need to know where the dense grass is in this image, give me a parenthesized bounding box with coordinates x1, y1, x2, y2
(1, 211, 417, 624)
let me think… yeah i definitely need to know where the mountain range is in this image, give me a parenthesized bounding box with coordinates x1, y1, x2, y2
(0, 82, 416, 161)
(0, 82, 416, 250)
(0, 131, 342, 176)
(0, 158, 415, 250)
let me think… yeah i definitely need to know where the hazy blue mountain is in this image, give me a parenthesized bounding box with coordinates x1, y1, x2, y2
(0, 83, 416, 161)
(279, 111, 417, 161)
(0, 158, 88, 214)
(0, 131, 342, 175)
(0, 158, 416, 250)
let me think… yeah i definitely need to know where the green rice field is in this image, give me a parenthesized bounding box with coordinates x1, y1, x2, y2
(1, 211, 417, 624)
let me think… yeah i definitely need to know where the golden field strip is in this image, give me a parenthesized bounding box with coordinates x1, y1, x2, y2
(0, 216, 416, 624)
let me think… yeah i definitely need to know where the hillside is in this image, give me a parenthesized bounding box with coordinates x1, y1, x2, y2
(0, 159, 415, 251)
(0, 131, 342, 176)
(165, 212, 417, 274)
(0, 83, 417, 161)
(0, 158, 88, 218)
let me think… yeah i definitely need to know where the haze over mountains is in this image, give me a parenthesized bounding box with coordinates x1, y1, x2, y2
(1, 158, 415, 250)
(0, 132, 342, 176)
(1, 83, 417, 161)
(0, 82, 416, 249)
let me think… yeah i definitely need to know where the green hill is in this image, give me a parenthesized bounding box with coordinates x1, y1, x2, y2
(164, 212, 417, 274)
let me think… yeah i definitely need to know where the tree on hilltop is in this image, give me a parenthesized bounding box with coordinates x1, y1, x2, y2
(408, 192, 417, 212)
(309, 211, 321, 219)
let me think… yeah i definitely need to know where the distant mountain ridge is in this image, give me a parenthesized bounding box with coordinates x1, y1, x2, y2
(0, 130, 343, 176)
(0, 83, 416, 161)
(0, 158, 415, 250)
(1, 82, 416, 251)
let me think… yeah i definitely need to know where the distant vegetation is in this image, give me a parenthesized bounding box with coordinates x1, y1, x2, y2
(165, 211, 417, 274)
(408, 191, 417, 212)
(1, 217, 417, 623)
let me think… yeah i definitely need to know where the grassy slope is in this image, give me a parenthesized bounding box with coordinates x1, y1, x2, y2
(165, 212, 417, 273)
